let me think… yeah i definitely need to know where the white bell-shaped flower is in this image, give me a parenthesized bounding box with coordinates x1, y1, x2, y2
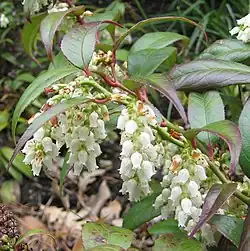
(169, 186, 182, 202)
(78, 150, 88, 165)
(139, 132, 151, 148)
(190, 206, 202, 222)
(177, 210, 188, 227)
(42, 137, 53, 153)
(121, 140, 134, 157)
(89, 111, 99, 127)
(195, 165, 207, 181)
(131, 152, 143, 169)
(120, 158, 133, 178)
(33, 127, 45, 141)
(125, 120, 138, 134)
(181, 198, 192, 214)
(117, 109, 129, 130)
(176, 168, 190, 184)
(187, 181, 199, 196)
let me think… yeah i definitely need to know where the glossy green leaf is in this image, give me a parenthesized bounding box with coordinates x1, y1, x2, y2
(128, 47, 176, 77)
(48, 52, 75, 70)
(188, 91, 225, 143)
(40, 6, 84, 60)
(115, 16, 203, 50)
(8, 97, 88, 171)
(123, 192, 161, 230)
(184, 120, 242, 173)
(198, 39, 250, 62)
(170, 60, 250, 91)
(149, 219, 180, 235)
(21, 13, 47, 64)
(239, 207, 250, 251)
(61, 22, 101, 69)
(0, 110, 9, 132)
(12, 67, 79, 141)
(239, 99, 250, 178)
(153, 233, 202, 251)
(190, 183, 237, 237)
(82, 222, 134, 249)
(0, 147, 32, 177)
(210, 215, 244, 247)
(130, 74, 187, 124)
(131, 32, 189, 53)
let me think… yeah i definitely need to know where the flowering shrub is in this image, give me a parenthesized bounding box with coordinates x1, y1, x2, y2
(6, 1, 250, 250)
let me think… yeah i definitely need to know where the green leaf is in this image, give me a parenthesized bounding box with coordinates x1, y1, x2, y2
(86, 245, 124, 251)
(12, 67, 79, 141)
(149, 219, 180, 235)
(21, 13, 47, 64)
(239, 99, 250, 178)
(198, 39, 250, 62)
(48, 52, 75, 70)
(130, 32, 189, 53)
(8, 97, 88, 171)
(123, 193, 161, 230)
(170, 60, 250, 91)
(0, 110, 10, 132)
(60, 152, 70, 194)
(0, 180, 20, 203)
(210, 215, 244, 247)
(82, 223, 134, 249)
(188, 91, 225, 143)
(190, 183, 237, 237)
(184, 120, 242, 173)
(127, 74, 187, 124)
(61, 22, 102, 69)
(239, 207, 250, 251)
(128, 47, 176, 77)
(153, 233, 202, 251)
(115, 16, 203, 50)
(0, 147, 32, 177)
(40, 6, 84, 60)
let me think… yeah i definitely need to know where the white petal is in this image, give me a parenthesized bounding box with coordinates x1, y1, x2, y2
(195, 165, 207, 181)
(73, 162, 84, 175)
(140, 182, 151, 195)
(191, 192, 203, 207)
(22, 140, 35, 154)
(42, 137, 53, 153)
(78, 150, 88, 164)
(121, 140, 134, 157)
(85, 134, 95, 151)
(43, 155, 53, 169)
(162, 188, 171, 201)
(125, 179, 141, 201)
(139, 132, 151, 148)
(68, 153, 77, 164)
(181, 198, 192, 214)
(97, 119, 107, 139)
(125, 120, 137, 134)
(177, 168, 189, 184)
(23, 150, 35, 164)
(143, 126, 155, 141)
(89, 111, 99, 127)
(78, 126, 89, 140)
(86, 154, 98, 172)
(191, 206, 202, 222)
(187, 181, 199, 196)
(120, 157, 133, 178)
(177, 211, 188, 227)
(33, 127, 45, 141)
(229, 26, 240, 36)
(131, 152, 142, 169)
(154, 194, 164, 209)
(69, 139, 81, 152)
(144, 144, 158, 161)
(169, 186, 182, 202)
(117, 110, 129, 130)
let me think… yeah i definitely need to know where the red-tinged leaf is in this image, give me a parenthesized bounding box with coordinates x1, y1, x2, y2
(126, 74, 188, 125)
(8, 97, 88, 171)
(170, 60, 250, 91)
(21, 13, 47, 64)
(238, 206, 250, 251)
(189, 183, 237, 237)
(184, 120, 242, 173)
(239, 99, 250, 178)
(40, 6, 84, 60)
(61, 22, 101, 69)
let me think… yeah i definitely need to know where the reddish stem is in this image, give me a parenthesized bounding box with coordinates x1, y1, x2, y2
(136, 87, 148, 102)
(92, 97, 111, 104)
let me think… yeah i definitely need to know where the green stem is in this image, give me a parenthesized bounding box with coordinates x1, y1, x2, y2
(157, 126, 185, 148)
(205, 157, 250, 205)
(78, 79, 112, 98)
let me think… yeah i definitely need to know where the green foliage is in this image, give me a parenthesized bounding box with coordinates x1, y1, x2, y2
(82, 222, 134, 250)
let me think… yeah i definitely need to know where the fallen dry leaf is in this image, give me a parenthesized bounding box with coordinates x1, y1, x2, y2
(90, 180, 111, 216)
(100, 199, 122, 222)
(72, 238, 84, 251)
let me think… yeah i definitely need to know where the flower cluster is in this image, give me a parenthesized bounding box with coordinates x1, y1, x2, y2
(230, 13, 250, 43)
(116, 101, 176, 201)
(23, 76, 109, 176)
(154, 149, 217, 246)
(22, 0, 51, 15)
(0, 13, 9, 28)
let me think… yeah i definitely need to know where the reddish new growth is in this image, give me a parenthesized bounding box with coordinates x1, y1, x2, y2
(170, 129, 182, 140)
